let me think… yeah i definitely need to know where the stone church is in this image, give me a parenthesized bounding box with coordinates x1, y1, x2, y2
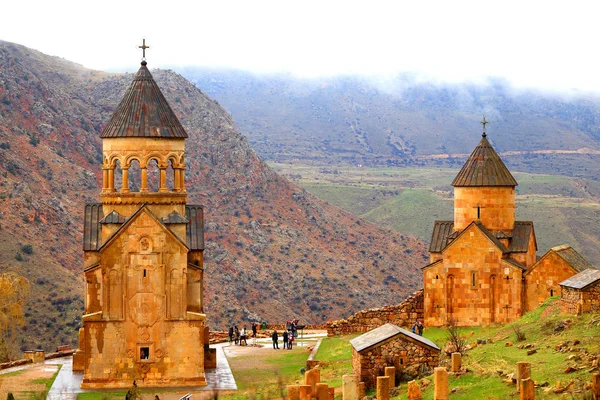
(73, 54, 207, 388)
(423, 125, 595, 327)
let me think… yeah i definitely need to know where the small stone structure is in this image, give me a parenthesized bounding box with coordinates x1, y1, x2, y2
(327, 290, 423, 336)
(560, 268, 600, 314)
(350, 323, 440, 389)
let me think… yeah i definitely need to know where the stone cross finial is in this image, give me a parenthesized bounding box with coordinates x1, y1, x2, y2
(481, 116, 488, 137)
(139, 39, 150, 60)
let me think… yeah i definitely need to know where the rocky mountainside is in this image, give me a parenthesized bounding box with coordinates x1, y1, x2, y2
(183, 68, 600, 180)
(0, 41, 426, 352)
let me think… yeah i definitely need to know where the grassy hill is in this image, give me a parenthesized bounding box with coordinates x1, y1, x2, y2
(270, 164, 600, 266)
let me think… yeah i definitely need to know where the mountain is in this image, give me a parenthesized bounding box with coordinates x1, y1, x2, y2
(0, 41, 426, 353)
(182, 68, 600, 180)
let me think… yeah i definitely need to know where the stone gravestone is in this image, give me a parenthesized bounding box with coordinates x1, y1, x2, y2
(385, 366, 396, 387)
(287, 385, 300, 400)
(407, 380, 423, 400)
(376, 375, 390, 400)
(520, 378, 535, 400)
(451, 352, 462, 372)
(342, 374, 359, 400)
(434, 367, 449, 400)
(316, 383, 329, 400)
(516, 361, 531, 390)
(305, 367, 321, 398)
(299, 384, 312, 400)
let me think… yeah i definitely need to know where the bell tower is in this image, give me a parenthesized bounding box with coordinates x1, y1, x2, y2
(77, 42, 207, 388)
(452, 118, 517, 233)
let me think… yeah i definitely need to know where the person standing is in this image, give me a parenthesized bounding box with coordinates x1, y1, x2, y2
(252, 322, 257, 338)
(234, 326, 240, 345)
(228, 326, 234, 345)
(240, 326, 248, 345)
(272, 329, 279, 349)
(282, 330, 289, 349)
(417, 320, 424, 336)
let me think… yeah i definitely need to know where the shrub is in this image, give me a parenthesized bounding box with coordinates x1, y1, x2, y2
(21, 244, 33, 255)
(15, 252, 23, 261)
(445, 318, 467, 355)
(513, 325, 526, 342)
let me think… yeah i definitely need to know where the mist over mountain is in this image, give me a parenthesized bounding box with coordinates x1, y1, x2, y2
(0, 40, 426, 352)
(182, 67, 600, 180)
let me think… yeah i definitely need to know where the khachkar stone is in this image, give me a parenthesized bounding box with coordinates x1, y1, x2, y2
(342, 374, 359, 400)
(358, 382, 365, 398)
(376, 376, 390, 400)
(407, 380, 423, 400)
(434, 367, 449, 400)
(78, 45, 207, 389)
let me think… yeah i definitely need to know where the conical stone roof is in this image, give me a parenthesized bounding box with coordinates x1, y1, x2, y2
(100, 61, 188, 138)
(452, 134, 517, 187)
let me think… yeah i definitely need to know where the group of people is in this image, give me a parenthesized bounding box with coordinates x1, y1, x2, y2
(228, 322, 259, 345)
(411, 319, 424, 336)
(271, 319, 299, 350)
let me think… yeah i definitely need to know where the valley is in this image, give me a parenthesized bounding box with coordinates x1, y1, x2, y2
(269, 163, 600, 266)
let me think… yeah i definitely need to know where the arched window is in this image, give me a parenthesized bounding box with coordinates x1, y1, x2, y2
(113, 159, 123, 192)
(147, 158, 160, 192)
(166, 159, 176, 191)
(128, 159, 141, 192)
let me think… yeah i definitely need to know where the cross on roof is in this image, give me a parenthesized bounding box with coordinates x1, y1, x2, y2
(481, 116, 488, 137)
(138, 39, 150, 60)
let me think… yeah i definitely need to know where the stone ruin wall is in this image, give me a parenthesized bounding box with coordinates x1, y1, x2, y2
(561, 283, 600, 315)
(352, 335, 439, 389)
(327, 290, 424, 336)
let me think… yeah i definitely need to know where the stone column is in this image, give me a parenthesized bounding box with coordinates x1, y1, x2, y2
(451, 352, 462, 372)
(385, 366, 396, 387)
(407, 380, 423, 400)
(516, 361, 531, 390)
(299, 385, 311, 400)
(305, 367, 320, 398)
(342, 374, 359, 400)
(174, 168, 181, 192)
(434, 367, 449, 400)
(159, 167, 168, 192)
(108, 167, 115, 192)
(287, 385, 300, 400)
(316, 383, 329, 400)
(376, 376, 390, 400)
(102, 167, 109, 192)
(121, 167, 130, 192)
(520, 378, 535, 400)
(592, 373, 600, 400)
(180, 166, 186, 192)
(358, 382, 365, 399)
(140, 167, 148, 192)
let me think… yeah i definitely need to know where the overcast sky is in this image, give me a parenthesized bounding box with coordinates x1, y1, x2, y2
(3, 1, 600, 92)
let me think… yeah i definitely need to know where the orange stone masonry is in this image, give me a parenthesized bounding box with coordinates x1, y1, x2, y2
(76, 59, 207, 388)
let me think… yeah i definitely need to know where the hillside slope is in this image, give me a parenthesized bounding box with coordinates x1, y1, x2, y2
(0, 41, 426, 352)
(183, 68, 600, 180)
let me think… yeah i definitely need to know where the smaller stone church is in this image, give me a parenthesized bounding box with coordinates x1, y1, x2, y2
(423, 125, 597, 327)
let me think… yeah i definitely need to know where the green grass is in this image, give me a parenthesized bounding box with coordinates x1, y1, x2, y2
(269, 163, 600, 266)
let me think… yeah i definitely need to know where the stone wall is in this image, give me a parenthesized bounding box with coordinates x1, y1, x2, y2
(327, 291, 423, 336)
(352, 334, 439, 389)
(561, 282, 600, 315)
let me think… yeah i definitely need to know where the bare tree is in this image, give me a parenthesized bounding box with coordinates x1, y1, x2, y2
(445, 318, 467, 355)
